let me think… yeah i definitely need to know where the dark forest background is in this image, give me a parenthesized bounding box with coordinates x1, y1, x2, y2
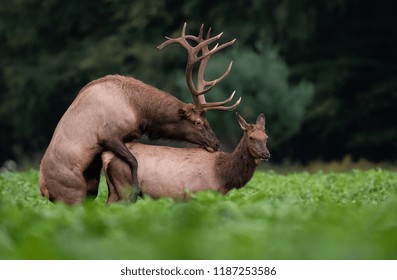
(0, 0, 396, 168)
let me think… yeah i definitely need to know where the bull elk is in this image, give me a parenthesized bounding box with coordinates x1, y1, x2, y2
(39, 23, 240, 204)
(102, 113, 270, 204)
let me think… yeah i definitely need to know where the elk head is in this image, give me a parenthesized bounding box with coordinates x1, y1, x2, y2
(237, 113, 270, 163)
(158, 23, 241, 151)
(172, 103, 219, 152)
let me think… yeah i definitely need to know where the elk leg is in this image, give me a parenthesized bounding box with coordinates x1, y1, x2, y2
(104, 162, 121, 205)
(83, 153, 102, 198)
(45, 171, 87, 204)
(101, 139, 141, 202)
(40, 158, 87, 204)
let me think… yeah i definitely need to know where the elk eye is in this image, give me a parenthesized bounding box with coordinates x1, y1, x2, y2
(249, 136, 254, 141)
(195, 119, 203, 126)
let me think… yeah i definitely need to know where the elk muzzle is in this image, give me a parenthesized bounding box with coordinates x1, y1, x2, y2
(204, 141, 220, 152)
(261, 152, 271, 161)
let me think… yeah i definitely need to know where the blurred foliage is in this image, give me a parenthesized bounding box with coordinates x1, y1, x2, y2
(0, 0, 396, 164)
(1, 169, 397, 259)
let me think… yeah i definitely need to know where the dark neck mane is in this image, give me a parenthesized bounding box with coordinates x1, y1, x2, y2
(138, 92, 186, 142)
(216, 134, 258, 191)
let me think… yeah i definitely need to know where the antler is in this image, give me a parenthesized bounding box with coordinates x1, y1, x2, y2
(157, 22, 241, 111)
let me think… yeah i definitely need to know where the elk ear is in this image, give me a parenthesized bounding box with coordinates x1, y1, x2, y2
(236, 112, 249, 131)
(178, 106, 191, 118)
(256, 113, 266, 127)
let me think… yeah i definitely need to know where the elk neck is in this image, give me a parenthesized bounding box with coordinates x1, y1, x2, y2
(138, 93, 186, 141)
(216, 133, 258, 191)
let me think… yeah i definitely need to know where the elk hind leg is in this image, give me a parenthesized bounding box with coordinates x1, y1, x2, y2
(83, 153, 102, 198)
(101, 139, 141, 202)
(46, 173, 87, 204)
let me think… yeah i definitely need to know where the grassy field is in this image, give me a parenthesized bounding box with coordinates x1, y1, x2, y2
(0, 169, 396, 260)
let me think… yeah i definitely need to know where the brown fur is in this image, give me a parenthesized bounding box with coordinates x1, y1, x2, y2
(39, 75, 220, 204)
(102, 113, 270, 204)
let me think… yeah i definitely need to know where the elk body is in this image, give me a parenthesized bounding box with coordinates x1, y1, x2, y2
(102, 113, 270, 204)
(39, 23, 240, 204)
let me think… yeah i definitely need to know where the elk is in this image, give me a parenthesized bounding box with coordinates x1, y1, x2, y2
(102, 113, 270, 204)
(39, 23, 240, 204)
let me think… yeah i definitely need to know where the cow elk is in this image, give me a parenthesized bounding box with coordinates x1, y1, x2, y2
(39, 23, 240, 204)
(102, 113, 270, 204)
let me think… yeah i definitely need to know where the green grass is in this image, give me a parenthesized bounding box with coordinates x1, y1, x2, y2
(0, 169, 396, 259)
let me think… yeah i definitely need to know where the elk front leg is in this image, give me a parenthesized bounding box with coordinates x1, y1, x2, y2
(101, 139, 141, 203)
(104, 162, 121, 205)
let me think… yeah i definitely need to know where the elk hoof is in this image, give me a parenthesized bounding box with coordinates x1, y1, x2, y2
(130, 190, 143, 203)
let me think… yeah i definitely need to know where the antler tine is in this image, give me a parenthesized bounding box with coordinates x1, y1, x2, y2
(206, 26, 212, 40)
(195, 61, 233, 96)
(156, 22, 190, 50)
(204, 96, 242, 111)
(195, 32, 223, 51)
(182, 21, 187, 36)
(201, 90, 236, 108)
(198, 24, 204, 40)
